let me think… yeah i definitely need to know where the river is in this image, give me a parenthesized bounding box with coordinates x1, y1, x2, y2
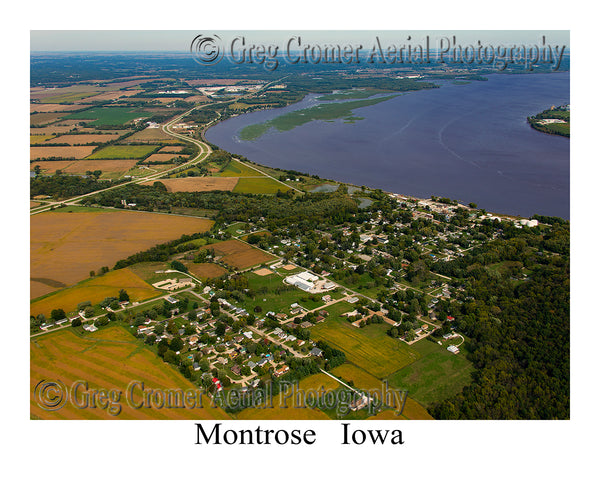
(206, 72, 570, 219)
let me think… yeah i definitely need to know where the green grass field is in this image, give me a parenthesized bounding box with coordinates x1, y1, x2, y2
(311, 310, 420, 379)
(65, 107, 151, 126)
(39, 92, 100, 104)
(385, 339, 475, 408)
(216, 159, 264, 177)
(86, 145, 158, 159)
(233, 177, 290, 194)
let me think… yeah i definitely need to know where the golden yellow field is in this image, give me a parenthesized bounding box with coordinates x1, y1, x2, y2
(369, 398, 434, 420)
(30, 268, 159, 318)
(30, 326, 231, 420)
(62, 159, 139, 174)
(30, 145, 96, 160)
(235, 373, 336, 420)
(158, 146, 185, 153)
(30, 104, 87, 114)
(29, 161, 76, 173)
(30, 210, 214, 299)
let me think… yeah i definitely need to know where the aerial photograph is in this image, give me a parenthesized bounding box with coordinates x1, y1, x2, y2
(29, 30, 570, 422)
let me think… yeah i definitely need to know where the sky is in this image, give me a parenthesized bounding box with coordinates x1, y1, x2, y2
(30, 30, 570, 52)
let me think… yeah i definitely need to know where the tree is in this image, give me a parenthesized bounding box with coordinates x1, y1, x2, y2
(51, 309, 66, 322)
(154, 324, 164, 335)
(118, 289, 129, 302)
(33, 165, 41, 176)
(170, 337, 184, 352)
(170, 260, 188, 273)
(215, 322, 226, 336)
(71, 318, 82, 327)
(164, 350, 179, 365)
(89, 270, 95, 277)
(84, 306, 95, 318)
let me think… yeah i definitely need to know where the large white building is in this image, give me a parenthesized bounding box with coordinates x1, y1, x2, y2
(285, 271, 318, 292)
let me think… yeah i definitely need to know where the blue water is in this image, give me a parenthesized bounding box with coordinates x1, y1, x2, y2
(206, 73, 570, 218)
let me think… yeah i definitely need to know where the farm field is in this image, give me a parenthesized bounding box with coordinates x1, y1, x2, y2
(199, 239, 276, 270)
(233, 177, 290, 194)
(38, 91, 102, 104)
(30, 145, 96, 160)
(64, 107, 152, 126)
(158, 146, 186, 153)
(386, 338, 475, 408)
(234, 373, 334, 420)
(86, 145, 157, 159)
(369, 398, 434, 420)
(311, 313, 420, 379)
(30, 268, 159, 319)
(30, 326, 231, 420)
(216, 160, 265, 177)
(146, 177, 239, 192)
(44, 133, 122, 145)
(185, 262, 228, 279)
(30, 210, 214, 299)
(30, 134, 55, 144)
(60, 159, 139, 175)
(29, 161, 76, 173)
(30, 113, 65, 126)
(30, 125, 78, 135)
(124, 127, 178, 142)
(30, 104, 86, 113)
(143, 153, 180, 163)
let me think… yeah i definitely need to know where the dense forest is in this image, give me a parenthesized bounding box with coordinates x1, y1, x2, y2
(430, 225, 569, 419)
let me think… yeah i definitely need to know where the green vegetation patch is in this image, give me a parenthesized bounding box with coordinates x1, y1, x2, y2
(65, 107, 151, 126)
(233, 177, 291, 194)
(311, 312, 420, 378)
(239, 95, 398, 140)
(316, 88, 389, 100)
(386, 339, 475, 408)
(216, 159, 265, 177)
(86, 145, 158, 160)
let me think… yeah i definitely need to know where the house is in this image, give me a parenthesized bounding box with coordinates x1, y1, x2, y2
(193, 362, 201, 371)
(231, 365, 241, 376)
(442, 333, 454, 340)
(349, 394, 369, 411)
(83, 324, 98, 332)
(257, 358, 269, 367)
(300, 321, 313, 329)
(274, 365, 290, 377)
(314, 315, 325, 323)
(447, 345, 460, 354)
(310, 347, 323, 357)
(243, 331, 253, 339)
(322, 295, 332, 302)
(247, 361, 257, 369)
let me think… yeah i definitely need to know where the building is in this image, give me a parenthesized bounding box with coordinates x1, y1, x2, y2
(274, 365, 290, 377)
(310, 347, 323, 357)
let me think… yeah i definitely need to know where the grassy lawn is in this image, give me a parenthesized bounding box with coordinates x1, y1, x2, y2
(86, 145, 158, 159)
(233, 177, 290, 194)
(311, 312, 420, 379)
(236, 272, 326, 314)
(385, 338, 475, 408)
